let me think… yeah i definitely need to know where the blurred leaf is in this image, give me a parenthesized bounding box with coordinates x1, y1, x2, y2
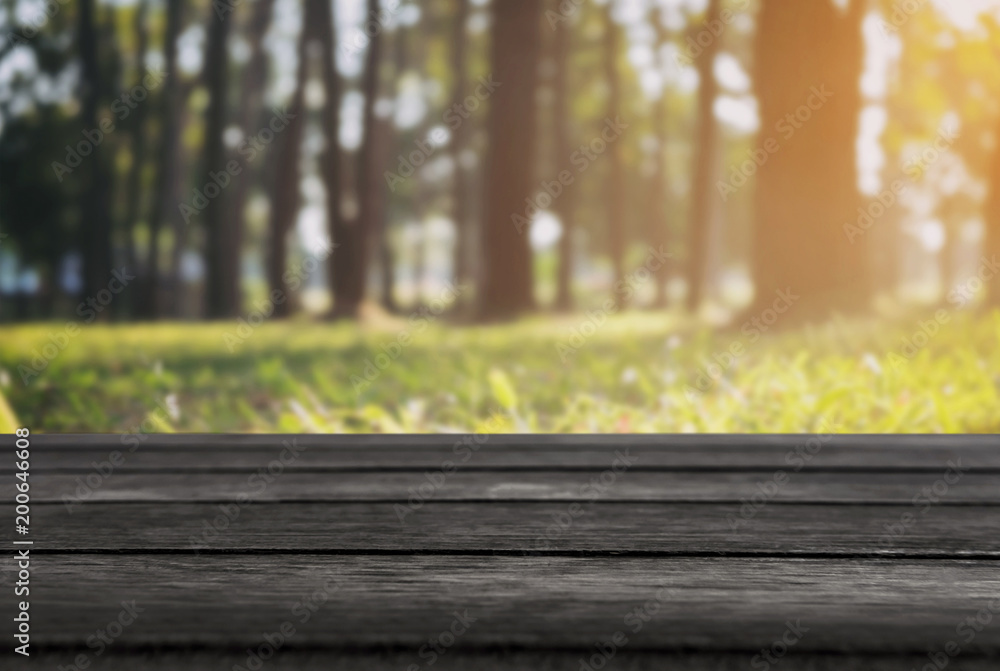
(0, 388, 18, 433)
(488, 368, 519, 412)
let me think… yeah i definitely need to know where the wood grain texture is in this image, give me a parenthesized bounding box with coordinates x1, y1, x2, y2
(9, 650, 1000, 671)
(10, 433, 1000, 472)
(10, 502, 1000, 555)
(7, 433, 1000, 669)
(20, 433, 1000, 450)
(27, 555, 1000, 653)
(13, 470, 1000, 502)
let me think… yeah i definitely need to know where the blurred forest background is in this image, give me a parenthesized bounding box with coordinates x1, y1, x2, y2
(1, 0, 1000, 433)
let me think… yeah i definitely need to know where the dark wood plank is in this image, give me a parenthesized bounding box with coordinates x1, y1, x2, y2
(23, 434, 1000, 450)
(11, 433, 1000, 472)
(26, 555, 1000, 654)
(9, 650, 1000, 671)
(14, 471, 1000, 502)
(9, 433, 999, 666)
(13, 502, 1000, 555)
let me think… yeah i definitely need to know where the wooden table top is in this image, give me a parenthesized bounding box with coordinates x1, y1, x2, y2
(4, 434, 1000, 670)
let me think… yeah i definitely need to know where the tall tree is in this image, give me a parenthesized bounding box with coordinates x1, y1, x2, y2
(685, 0, 720, 313)
(202, 0, 236, 318)
(450, 0, 472, 297)
(313, 0, 343, 319)
(331, 0, 382, 318)
(405, 8, 443, 308)
(123, 0, 151, 287)
(225, 0, 277, 316)
(750, 0, 866, 319)
(266, 0, 311, 318)
(985, 113, 1000, 307)
(553, 3, 575, 311)
(649, 11, 672, 308)
(479, 0, 541, 319)
(78, 0, 113, 314)
(603, 3, 626, 302)
(371, 16, 403, 313)
(144, 0, 184, 317)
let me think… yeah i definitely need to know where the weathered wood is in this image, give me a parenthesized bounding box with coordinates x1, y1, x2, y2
(26, 555, 1000, 653)
(8, 433, 999, 667)
(15, 471, 999, 503)
(22, 434, 1000, 450)
(9, 650, 1000, 671)
(13, 502, 1000, 555)
(11, 433, 1000, 472)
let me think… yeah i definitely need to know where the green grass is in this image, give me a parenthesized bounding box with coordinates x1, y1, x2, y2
(1, 309, 998, 433)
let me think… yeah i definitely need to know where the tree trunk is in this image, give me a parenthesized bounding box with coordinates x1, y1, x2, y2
(313, 0, 342, 319)
(553, 3, 574, 312)
(144, 0, 183, 318)
(685, 0, 721, 313)
(225, 0, 276, 317)
(78, 0, 113, 316)
(603, 5, 626, 303)
(478, 0, 540, 320)
(749, 0, 866, 319)
(123, 0, 150, 313)
(331, 0, 381, 319)
(373, 18, 406, 313)
(369, 107, 393, 312)
(649, 14, 671, 308)
(985, 114, 1000, 307)
(450, 0, 471, 298)
(266, 0, 310, 318)
(202, 0, 235, 318)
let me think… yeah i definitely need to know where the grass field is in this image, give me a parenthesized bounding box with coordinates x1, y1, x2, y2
(1, 308, 998, 433)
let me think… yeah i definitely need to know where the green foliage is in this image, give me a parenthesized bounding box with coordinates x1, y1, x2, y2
(0, 387, 18, 433)
(0, 310, 998, 433)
